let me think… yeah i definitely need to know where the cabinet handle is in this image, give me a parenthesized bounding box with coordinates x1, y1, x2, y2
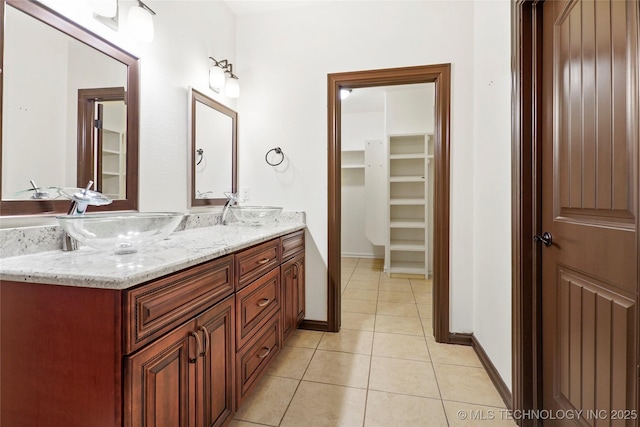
(257, 257, 271, 265)
(258, 347, 272, 359)
(199, 325, 209, 357)
(257, 298, 270, 307)
(293, 262, 299, 279)
(189, 331, 202, 363)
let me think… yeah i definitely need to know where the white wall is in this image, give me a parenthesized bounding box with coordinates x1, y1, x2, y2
(341, 111, 384, 258)
(235, 0, 477, 327)
(385, 85, 435, 135)
(472, 0, 512, 389)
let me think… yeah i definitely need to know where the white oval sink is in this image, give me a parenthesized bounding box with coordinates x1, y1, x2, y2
(228, 206, 282, 226)
(57, 212, 183, 254)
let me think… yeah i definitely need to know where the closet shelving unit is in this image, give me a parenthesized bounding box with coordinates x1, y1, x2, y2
(100, 129, 126, 199)
(386, 133, 433, 276)
(341, 149, 365, 170)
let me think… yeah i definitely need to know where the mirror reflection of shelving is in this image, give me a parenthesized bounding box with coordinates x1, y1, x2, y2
(387, 133, 433, 276)
(100, 129, 126, 199)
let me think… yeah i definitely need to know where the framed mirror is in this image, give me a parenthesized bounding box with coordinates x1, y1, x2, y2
(188, 88, 237, 207)
(0, 0, 139, 216)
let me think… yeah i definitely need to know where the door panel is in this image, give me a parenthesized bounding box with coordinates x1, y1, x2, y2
(197, 297, 235, 427)
(125, 321, 193, 427)
(541, 0, 639, 425)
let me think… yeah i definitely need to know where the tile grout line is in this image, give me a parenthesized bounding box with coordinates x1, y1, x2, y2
(361, 266, 381, 427)
(275, 330, 324, 427)
(410, 276, 451, 426)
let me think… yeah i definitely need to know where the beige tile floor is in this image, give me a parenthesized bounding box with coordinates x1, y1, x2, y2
(230, 258, 515, 427)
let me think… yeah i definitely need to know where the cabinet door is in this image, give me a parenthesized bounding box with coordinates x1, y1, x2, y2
(281, 256, 298, 342)
(282, 253, 305, 342)
(125, 321, 195, 427)
(196, 296, 235, 427)
(294, 255, 305, 325)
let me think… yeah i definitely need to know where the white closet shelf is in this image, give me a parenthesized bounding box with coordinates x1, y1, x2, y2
(102, 149, 120, 155)
(389, 153, 425, 160)
(390, 176, 425, 182)
(388, 263, 426, 274)
(390, 219, 426, 228)
(102, 171, 120, 176)
(342, 165, 365, 169)
(390, 240, 425, 251)
(390, 198, 425, 205)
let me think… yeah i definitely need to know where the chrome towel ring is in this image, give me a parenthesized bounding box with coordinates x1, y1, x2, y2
(265, 147, 285, 166)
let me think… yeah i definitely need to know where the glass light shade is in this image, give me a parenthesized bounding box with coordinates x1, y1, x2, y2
(225, 77, 240, 98)
(89, 0, 117, 17)
(128, 5, 154, 42)
(209, 66, 225, 92)
(340, 89, 352, 100)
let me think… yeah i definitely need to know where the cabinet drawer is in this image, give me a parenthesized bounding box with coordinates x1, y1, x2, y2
(281, 230, 304, 261)
(235, 239, 280, 290)
(236, 268, 280, 350)
(236, 313, 281, 407)
(124, 255, 234, 353)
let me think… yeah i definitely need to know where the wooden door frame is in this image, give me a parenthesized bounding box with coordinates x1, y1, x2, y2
(512, 1, 544, 422)
(327, 64, 451, 342)
(512, 0, 640, 422)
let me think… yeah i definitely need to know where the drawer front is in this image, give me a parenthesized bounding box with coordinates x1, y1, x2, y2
(236, 314, 281, 406)
(235, 239, 280, 290)
(235, 268, 280, 350)
(281, 230, 304, 261)
(125, 255, 234, 353)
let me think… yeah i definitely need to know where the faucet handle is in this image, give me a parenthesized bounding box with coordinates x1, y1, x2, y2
(224, 192, 238, 202)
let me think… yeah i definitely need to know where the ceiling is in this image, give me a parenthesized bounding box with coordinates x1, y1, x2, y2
(342, 84, 431, 114)
(223, 0, 324, 16)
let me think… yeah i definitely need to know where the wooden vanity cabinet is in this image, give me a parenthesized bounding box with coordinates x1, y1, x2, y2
(0, 229, 305, 427)
(281, 231, 305, 342)
(124, 255, 236, 427)
(125, 295, 235, 427)
(233, 241, 283, 407)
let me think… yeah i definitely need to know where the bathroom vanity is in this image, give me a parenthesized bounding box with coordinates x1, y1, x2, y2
(1, 225, 305, 427)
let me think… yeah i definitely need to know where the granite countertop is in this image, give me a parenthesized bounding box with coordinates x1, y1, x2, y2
(0, 222, 305, 289)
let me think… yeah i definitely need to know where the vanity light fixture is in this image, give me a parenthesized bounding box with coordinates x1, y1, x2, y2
(340, 88, 352, 100)
(209, 57, 240, 98)
(128, 0, 156, 43)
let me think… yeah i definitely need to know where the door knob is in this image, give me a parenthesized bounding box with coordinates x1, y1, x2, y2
(534, 232, 552, 247)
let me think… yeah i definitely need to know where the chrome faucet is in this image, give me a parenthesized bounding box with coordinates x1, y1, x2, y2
(61, 181, 112, 251)
(221, 192, 238, 225)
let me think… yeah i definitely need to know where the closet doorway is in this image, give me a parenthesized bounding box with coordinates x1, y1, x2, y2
(327, 64, 451, 342)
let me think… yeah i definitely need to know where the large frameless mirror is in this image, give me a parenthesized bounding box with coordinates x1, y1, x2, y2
(188, 88, 237, 207)
(0, 0, 139, 216)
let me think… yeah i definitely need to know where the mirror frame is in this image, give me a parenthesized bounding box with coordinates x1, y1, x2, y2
(189, 88, 237, 207)
(0, 0, 139, 216)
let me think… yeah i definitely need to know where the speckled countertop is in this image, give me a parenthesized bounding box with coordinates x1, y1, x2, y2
(0, 222, 305, 289)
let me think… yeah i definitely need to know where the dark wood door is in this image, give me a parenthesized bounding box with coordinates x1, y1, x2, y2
(196, 296, 235, 427)
(125, 320, 194, 427)
(541, 0, 639, 424)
